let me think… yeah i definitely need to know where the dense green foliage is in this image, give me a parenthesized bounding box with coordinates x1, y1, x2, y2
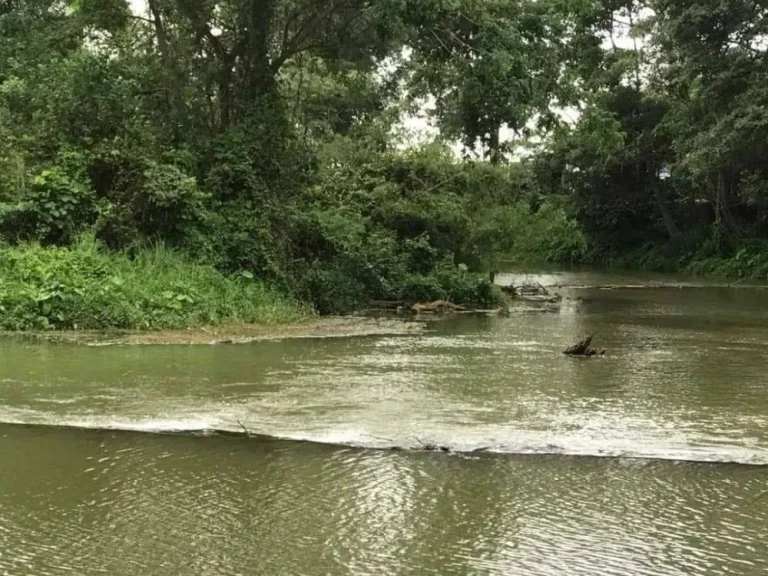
(0, 237, 305, 330)
(1, 0, 767, 329)
(533, 0, 768, 276)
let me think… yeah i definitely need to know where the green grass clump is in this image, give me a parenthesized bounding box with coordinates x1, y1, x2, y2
(0, 237, 308, 331)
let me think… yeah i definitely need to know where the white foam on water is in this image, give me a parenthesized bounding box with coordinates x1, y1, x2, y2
(1, 411, 766, 466)
(114, 419, 216, 433)
(1, 401, 766, 465)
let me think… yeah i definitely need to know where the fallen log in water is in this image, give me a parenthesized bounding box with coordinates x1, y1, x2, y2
(564, 335, 605, 357)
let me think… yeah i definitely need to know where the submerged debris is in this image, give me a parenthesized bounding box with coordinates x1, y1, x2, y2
(419, 444, 452, 453)
(501, 282, 562, 303)
(412, 437, 452, 453)
(564, 335, 606, 357)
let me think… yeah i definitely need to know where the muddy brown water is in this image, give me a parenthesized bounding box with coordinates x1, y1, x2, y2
(1, 271, 767, 575)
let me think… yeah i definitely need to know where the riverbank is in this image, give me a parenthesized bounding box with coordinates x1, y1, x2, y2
(6, 234, 767, 337)
(0, 238, 510, 332)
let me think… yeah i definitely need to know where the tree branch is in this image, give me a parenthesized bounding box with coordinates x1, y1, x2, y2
(128, 14, 154, 24)
(147, 0, 169, 61)
(277, 0, 352, 66)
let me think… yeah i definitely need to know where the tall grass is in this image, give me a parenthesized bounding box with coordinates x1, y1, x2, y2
(0, 236, 309, 330)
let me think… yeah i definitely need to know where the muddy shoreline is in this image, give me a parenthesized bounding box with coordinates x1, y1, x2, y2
(0, 316, 427, 346)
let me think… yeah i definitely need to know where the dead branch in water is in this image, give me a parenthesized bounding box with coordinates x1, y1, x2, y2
(411, 436, 429, 448)
(236, 419, 252, 438)
(365, 434, 396, 443)
(564, 335, 605, 357)
(751, 490, 768, 504)
(411, 436, 451, 452)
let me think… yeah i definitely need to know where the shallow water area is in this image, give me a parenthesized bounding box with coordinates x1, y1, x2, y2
(1, 271, 768, 575)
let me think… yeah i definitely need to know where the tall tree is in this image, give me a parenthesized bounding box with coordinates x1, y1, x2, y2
(396, 0, 565, 163)
(649, 0, 768, 234)
(130, 0, 398, 131)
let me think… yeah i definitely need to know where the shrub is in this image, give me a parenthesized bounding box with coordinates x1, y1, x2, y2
(0, 237, 307, 330)
(133, 162, 208, 243)
(89, 149, 209, 249)
(0, 167, 97, 244)
(471, 202, 588, 266)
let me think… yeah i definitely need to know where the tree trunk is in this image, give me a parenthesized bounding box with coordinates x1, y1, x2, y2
(243, 0, 277, 99)
(147, 0, 169, 60)
(715, 171, 741, 235)
(653, 184, 680, 239)
(628, 9, 642, 90)
(488, 126, 501, 165)
(147, 0, 189, 141)
(218, 56, 234, 129)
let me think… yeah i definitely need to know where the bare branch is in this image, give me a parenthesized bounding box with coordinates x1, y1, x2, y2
(276, 0, 361, 68)
(128, 14, 154, 24)
(236, 420, 251, 438)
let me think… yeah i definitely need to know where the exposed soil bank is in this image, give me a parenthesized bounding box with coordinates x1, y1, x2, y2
(0, 316, 425, 346)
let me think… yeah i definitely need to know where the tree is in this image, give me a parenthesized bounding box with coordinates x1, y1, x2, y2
(396, 0, 565, 163)
(130, 0, 398, 132)
(649, 0, 768, 234)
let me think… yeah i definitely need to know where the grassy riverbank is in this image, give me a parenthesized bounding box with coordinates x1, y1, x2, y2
(0, 236, 508, 332)
(602, 235, 768, 282)
(0, 239, 308, 331)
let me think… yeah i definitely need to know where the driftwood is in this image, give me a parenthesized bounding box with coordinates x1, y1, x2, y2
(235, 420, 252, 438)
(411, 300, 467, 314)
(502, 282, 562, 303)
(564, 335, 605, 357)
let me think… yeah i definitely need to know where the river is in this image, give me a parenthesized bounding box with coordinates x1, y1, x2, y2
(1, 271, 767, 575)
